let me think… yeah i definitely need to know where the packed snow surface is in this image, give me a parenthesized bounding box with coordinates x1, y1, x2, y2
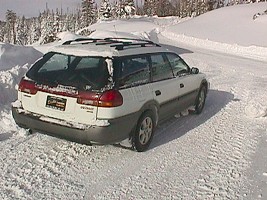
(0, 3, 267, 200)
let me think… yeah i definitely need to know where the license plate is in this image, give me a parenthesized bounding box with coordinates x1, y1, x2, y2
(46, 96, 67, 111)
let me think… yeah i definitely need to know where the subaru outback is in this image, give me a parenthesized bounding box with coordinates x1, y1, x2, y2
(12, 38, 209, 152)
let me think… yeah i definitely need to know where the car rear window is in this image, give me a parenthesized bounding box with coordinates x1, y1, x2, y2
(27, 52, 109, 91)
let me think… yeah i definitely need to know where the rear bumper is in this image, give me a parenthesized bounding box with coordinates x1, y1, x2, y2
(12, 107, 138, 145)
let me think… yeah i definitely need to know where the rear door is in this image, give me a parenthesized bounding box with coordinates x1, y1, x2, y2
(111, 55, 153, 118)
(22, 53, 108, 125)
(149, 53, 179, 120)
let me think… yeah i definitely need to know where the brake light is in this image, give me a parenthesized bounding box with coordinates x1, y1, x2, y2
(18, 78, 38, 95)
(99, 90, 123, 107)
(77, 90, 123, 107)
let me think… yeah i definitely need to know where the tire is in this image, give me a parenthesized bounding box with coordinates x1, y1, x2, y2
(132, 111, 155, 152)
(195, 86, 207, 114)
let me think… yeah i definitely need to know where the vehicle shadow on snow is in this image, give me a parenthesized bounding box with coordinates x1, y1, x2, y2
(160, 44, 193, 55)
(149, 89, 234, 150)
(0, 132, 13, 142)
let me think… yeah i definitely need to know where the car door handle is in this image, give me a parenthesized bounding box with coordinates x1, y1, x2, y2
(155, 90, 161, 96)
(180, 83, 184, 88)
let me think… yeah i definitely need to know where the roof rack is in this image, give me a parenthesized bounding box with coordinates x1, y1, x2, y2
(62, 37, 161, 50)
(62, 38, 103, 45)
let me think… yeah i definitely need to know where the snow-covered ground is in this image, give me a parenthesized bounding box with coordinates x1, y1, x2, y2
(0, 3, 267, 199)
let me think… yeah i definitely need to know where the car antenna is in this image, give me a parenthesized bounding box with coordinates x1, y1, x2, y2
(113, 25, 118, 37)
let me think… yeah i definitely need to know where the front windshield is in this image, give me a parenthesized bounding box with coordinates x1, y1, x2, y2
(27, 52, 110, 91)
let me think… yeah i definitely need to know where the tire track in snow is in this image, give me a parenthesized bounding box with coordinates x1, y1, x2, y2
(192, 74, 259, 199)
(0, 132, 130, 200)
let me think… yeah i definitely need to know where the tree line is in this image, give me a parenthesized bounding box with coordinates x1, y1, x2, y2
(0, 0, 263, 45)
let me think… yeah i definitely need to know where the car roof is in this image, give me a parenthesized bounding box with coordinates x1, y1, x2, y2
(50, 38, 173, 58)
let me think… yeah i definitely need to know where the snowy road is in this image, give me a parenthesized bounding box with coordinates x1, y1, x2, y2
(0, 35, 267, 200)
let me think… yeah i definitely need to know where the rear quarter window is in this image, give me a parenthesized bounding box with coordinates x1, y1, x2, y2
(117, 55, 150, 88)
(151, 53, 174, 82)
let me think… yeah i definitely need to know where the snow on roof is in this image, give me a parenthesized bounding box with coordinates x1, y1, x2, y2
(51, 43, 118, 58)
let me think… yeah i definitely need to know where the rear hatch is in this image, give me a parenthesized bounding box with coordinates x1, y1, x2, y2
(19, 52, 110, 125)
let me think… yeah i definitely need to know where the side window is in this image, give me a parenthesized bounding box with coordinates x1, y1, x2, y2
(118, 55, 150, 88)
(151, 54, 174, 82)
(166, 53, 190, 76)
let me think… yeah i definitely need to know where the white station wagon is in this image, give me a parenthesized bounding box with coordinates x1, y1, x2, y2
(12, 38, 209, 151)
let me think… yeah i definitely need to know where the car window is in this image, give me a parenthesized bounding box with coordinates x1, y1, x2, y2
(166, 53, 190, 76)
(38, 53, 74, 72)
(28, 53, 108, 90)
(151, 54, 174, 82)
(118, 55, 150, 88)
(76, 57, 100, 69)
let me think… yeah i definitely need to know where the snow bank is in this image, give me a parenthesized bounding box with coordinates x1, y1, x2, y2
(0, 43, 43, 70)
(79, 18, 164, 43)
(0, 65, 29, 106)
(56, 31, 84, 43)
(162, 3, 267, 62)
(162, 31, 267, 62)
(166, 2, 267, 47)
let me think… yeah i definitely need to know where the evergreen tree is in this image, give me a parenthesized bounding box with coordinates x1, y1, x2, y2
(156, 0, 174, 17)
(16, 16, 28, 45)
(98, 0, 112, 20)
(143, 0, 157, 16)
(81, 0, 97, 28)
(39, 11, 56, 44)
(124, 0, 136, 17)
(5, 10, 17, 44)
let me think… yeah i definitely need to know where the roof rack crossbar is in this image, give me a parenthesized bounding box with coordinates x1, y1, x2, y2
(110, 42, 161, 50)
(62, 38, 103, 45)
(104, 37, 155, 44)
(103, 37, 161, 50)
(95, 41, 132, 46)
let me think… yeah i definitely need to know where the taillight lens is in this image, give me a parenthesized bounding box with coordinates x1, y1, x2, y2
(77, 90, 123, 107)
(99, 90, 123, 107)
(18, 78, 38, 95)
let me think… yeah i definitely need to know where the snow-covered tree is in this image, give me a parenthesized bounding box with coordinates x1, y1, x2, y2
(4, 10, 17, 44)
(81, 0, 97, 28)
(28, 17, 41, 44)
(124, 0, 136, 17)
(39, 11, 56, 44)
(16, 16, 28, 45)
(98, 0, 112, 20)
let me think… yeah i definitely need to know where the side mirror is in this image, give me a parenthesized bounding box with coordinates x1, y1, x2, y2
(191, 67, 199, 74)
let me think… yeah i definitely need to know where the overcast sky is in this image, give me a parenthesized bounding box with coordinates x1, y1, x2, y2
(0, 0, 144, 20)
(0, 0, 86, 20)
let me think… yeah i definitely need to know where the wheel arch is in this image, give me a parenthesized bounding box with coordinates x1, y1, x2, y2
(139, 100, 160, 126)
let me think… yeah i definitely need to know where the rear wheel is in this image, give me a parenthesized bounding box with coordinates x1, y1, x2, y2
(132, 111, 155, 152)
(195, 86, 207, 114)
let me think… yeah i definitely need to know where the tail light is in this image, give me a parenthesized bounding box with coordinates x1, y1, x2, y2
(18, 78, 38, 95)
(99, 90, 123, 107)
(77, 90, 123, 107)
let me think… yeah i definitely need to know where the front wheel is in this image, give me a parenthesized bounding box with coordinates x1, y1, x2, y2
(132, 111, 155, 152)
(195, 86, 207, 114)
